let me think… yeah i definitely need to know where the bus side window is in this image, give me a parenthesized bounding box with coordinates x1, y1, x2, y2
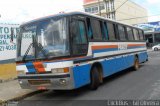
(133, 29, 139, 40)
(71, 19, 88, 55)
(139, 30, 144, 40)
(100, 21, 109, 40)
(86, 18, 93, 40)
(118, 24, 126, 41)
(127, 27, 134, 41)
(107, 22, 116, 40)
(90, 19, 102, 40)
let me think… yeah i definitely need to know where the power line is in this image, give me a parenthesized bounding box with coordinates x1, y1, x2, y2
(117, 14, 160, 21)
(115, 0, 129, 11)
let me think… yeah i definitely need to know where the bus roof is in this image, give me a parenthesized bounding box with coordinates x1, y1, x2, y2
(21, 11, 142, 30)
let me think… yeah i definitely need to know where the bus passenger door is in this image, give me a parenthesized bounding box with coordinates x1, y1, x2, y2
(70, 18, 88, 56)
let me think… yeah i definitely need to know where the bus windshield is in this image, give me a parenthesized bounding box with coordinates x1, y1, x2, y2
(17, 17, 70, 61)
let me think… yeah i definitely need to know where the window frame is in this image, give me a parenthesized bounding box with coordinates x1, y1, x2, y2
(100, 20, 109, 41)
(139, 29, 145, 41)
(117, 24, 127, 41)
(69, 14, 146, 43)
(69, 15, 89, 57)
(88, 17, 103, 41)
(126, 26, 135, 41)
(106, 21, 117, 41)
(133, 28, 140, 41)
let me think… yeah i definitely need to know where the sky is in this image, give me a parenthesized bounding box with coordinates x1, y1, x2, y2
(133, 0, 160, 22)
(0, 0, 159, 24)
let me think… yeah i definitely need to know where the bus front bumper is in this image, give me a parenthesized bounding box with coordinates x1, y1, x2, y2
(17, 74, 74, 90)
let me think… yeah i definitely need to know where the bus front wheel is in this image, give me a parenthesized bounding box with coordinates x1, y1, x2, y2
(90, 67, 101, 90)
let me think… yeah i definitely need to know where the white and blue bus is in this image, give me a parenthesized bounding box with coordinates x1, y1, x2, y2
(16, 12, 148, 90)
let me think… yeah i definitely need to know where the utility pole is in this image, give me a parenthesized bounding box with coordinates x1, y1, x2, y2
(98, 0, 101, 16)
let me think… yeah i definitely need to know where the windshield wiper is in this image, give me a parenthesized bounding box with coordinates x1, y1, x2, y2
(22, 42, 48, 61)
(36, 42, 49, 59)
(22, 43, 33, 61)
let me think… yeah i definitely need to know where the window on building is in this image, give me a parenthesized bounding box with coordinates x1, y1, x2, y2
(85, 8, 88, 12)
(139, 30, 144, 40)
(108, 13, 111, 19)
(118, 25, 126, 40)
(107, 22, 116, 40)
(88, 8, 91, 12)
(113, 12, 115, 20)
(111, 1, 113, 11)
(133, 29, 140, 40)
(89, 6, 98, 13)
(108, 1, 111, 11)
(100, 4, 105, 10)
(90, 19, 102, 40)
(127, 27, 134, 40)
(112, 0, 115, 10)
(85, 7, 91, 13)
(107, 1, 109, 11)
(91, 7, 95, 13)
(94, 6, 98, 13)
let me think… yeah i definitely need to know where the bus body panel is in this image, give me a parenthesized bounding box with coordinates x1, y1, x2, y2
(138, 52, 148, 63)
(16, 12, 148, 90)
(72, 64, 91, 88)
(101, 54, 135, 77)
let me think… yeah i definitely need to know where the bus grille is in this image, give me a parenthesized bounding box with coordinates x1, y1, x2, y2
(28, 80, 51, 85)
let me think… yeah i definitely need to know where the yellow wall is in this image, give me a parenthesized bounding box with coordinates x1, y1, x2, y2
(0, 63, 17, 80)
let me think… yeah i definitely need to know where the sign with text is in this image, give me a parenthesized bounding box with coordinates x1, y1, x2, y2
(0, 24, 20, 61)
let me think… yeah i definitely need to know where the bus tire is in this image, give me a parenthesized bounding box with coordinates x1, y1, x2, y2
(133, 56, 139, 71)
(90, 67, 100, 90)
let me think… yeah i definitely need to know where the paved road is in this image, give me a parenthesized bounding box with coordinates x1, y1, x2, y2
(19, 51, 160, 105)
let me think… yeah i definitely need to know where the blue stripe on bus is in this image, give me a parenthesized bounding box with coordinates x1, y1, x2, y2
(92, 47, 145, 53)
(25, 62, 36, 73)
(93, 48, 118, 53)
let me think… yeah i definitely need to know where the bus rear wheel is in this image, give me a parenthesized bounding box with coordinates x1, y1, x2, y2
(90, 67, 101, 90)
(133, 57, 139, 71)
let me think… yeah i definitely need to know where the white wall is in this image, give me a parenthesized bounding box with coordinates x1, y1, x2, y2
(0, 24, 19, 61)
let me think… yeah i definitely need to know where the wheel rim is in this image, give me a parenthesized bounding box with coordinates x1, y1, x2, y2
(135, 59, 139, 69)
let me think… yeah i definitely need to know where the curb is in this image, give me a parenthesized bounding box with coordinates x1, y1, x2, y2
(0, 77, 17, 84)
(0, 90, 47, 105)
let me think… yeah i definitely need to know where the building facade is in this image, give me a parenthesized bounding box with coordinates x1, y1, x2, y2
(83, 0, 148, 25)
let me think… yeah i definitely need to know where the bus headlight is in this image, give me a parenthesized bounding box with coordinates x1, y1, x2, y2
(51, 68, 69, 73)
(17, 70, 25, 75)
